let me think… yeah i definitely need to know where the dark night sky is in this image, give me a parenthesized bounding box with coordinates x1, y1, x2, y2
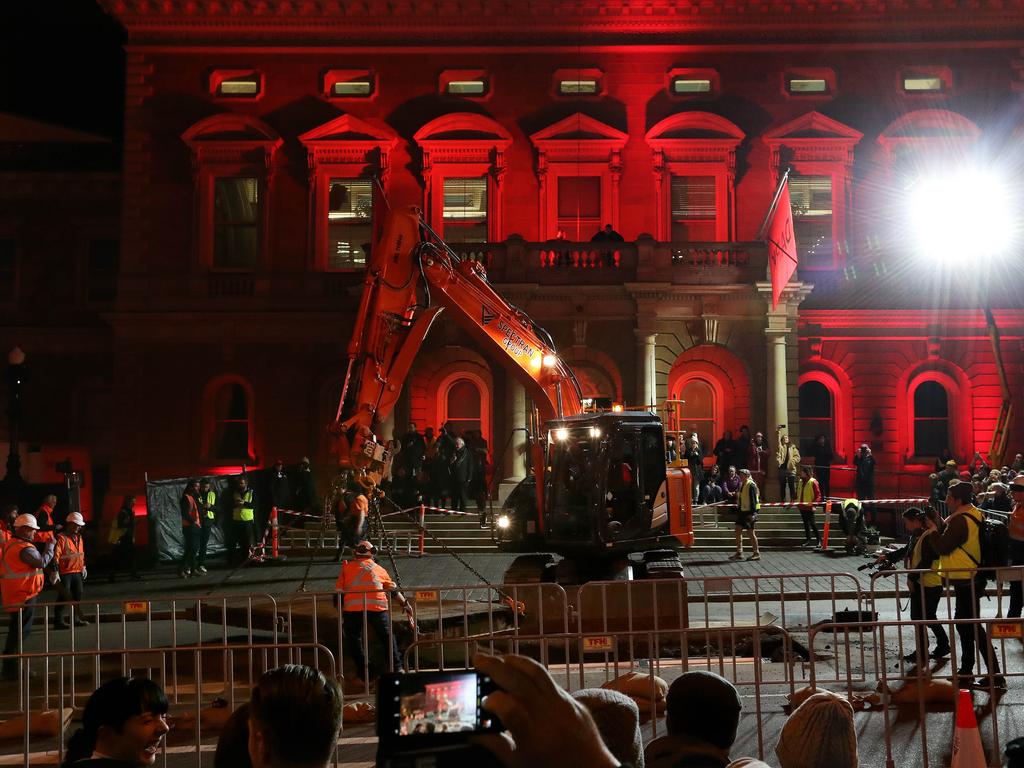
(0, 0, 125, 141)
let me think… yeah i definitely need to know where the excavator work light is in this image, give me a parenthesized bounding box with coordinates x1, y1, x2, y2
(554, 428, 569, 441)
(542, 354, 558, 368)
(496, 515, 511, 530)
(611, 403, 624, 413)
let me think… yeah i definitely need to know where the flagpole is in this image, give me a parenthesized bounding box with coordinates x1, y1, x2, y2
(757, 167, 791, 241)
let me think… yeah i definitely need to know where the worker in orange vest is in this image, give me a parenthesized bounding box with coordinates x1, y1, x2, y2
(335, 541, 413, 682)
(52, 512, 89, 629)
(0, 505, 16, 544)
(32, 494, 57, 554)
(1, 513, 55, 680)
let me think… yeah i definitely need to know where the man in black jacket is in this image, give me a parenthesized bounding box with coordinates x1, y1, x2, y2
(449, 437, 474, 512)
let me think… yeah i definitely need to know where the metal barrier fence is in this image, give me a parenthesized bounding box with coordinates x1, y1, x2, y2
(0, 593, 280, 710)
(0, 642, 337, 768)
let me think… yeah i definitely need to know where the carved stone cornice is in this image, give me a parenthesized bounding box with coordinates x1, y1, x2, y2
(100, 1, 1024, 45)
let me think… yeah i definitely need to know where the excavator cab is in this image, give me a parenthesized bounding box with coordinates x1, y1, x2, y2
(544, 411, 669, 556)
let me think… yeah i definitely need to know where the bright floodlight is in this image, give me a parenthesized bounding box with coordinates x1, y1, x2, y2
(542, 354, 558, 368)
(907, 168, 1017, 262)
(554, 428, 569, 441)
(496, 515, 511, 530)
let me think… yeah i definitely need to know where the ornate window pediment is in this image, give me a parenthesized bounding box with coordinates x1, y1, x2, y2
(763, 111, 862, 169)
(763, 111, 862, 270)
(182, 114, 282, 270)
(299, 114, 398, 271)
(413, 113, 512, 242)
(878, 109, 979, 159)
(644, 112, 744, 242)
(530, 113, 628, 238)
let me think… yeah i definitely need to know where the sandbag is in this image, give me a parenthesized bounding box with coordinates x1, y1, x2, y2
(889, 678, 958, 706)
(0, 708, 74, 740)
(600, 671, 668, 701)
(343, 701, 376, 723)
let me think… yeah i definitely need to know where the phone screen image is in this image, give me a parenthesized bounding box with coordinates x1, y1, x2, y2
(395, 672, 490, 735)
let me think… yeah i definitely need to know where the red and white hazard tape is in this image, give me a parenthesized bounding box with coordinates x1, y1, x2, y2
(704, 497, 929, 509)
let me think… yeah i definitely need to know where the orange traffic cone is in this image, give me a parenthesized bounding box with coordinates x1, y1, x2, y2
(951, 688, 986, 767)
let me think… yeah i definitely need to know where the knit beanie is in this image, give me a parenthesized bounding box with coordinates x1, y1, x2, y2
(775, 690, 858, 768)
(665, 671, 741, 750)
(572, 688, 644, 768)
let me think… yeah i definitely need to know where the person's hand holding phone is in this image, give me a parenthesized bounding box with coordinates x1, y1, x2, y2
(472, 653, 619, 768)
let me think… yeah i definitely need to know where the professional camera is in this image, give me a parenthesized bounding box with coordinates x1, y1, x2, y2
(376, 669, 503, 768)
(856, 546, 903, 575)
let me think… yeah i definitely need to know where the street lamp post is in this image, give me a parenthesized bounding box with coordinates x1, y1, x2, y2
(4, 347, 27, 497)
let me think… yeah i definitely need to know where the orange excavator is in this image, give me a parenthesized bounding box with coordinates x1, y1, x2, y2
(331, 205, 693, 575)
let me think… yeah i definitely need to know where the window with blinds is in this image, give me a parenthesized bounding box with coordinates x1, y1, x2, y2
(327, 179, 373, 270)
(443, 176, 488, 243)
(556, 176, 601, 241)
(789, 174, 834, 268)
(670, 176, 717, 242)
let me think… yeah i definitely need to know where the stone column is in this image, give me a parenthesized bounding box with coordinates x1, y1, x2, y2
(766, 330, 788, 436)
(498, 379, 528, 502)
(635, 331, 657, 409)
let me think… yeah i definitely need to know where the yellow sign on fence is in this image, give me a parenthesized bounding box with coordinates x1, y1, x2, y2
(124, 601, 149, 615)
(415, 590, 439, 602)
(991, 622, 1023, 639)
(582, 636, 615, 653)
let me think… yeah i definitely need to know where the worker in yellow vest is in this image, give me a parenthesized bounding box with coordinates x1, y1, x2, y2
(796, 465, 822, 548)
(52, 512, 89, 629)
(729, 469, 761, 562)
(196, 478, 217, 575)
(1008, 475, 1024, 619)
(876, 506, 948, 663)
(336, 541, 413, 681)
(230, 475, 257, 565)
(932, 480, 1002, 687)
(1, 513, 55, 680)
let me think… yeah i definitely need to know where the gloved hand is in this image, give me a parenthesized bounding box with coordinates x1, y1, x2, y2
(82, 566, 88, 581)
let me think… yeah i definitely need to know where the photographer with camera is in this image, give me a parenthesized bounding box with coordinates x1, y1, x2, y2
(877, 507, 949, 663)
(932, 480, 1003, 687)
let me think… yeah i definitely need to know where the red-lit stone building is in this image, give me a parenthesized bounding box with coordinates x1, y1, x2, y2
(10, 2, 1024, 522)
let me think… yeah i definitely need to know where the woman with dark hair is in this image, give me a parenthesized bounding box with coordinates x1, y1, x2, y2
(214, 703, 252, 768)
(61, 677, 169, 767)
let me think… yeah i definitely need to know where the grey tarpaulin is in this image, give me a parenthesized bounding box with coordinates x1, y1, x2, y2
(145, 469, 285, 562)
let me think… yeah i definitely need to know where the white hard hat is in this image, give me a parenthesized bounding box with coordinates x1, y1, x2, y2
(13, 514, 39, 530)
(66, 512, 85, 526)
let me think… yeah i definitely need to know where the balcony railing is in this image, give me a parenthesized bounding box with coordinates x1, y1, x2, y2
(114, 238, 768, 310)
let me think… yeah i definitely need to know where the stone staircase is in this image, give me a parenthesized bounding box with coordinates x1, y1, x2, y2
(691, 505, 883, 551)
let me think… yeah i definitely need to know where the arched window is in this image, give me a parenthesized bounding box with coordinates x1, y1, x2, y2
(913, 380, 949, 458)
(444, 378, 482, 439)
(210, 381, 254, 462)
(799, 380, 833, 456)
(677, 378, 716, 455)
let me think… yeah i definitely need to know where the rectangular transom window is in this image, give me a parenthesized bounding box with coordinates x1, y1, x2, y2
(210, 70, 263, 98)
(671, 176, 717, 242)
(556, 176, 601, 241)
(325, 69, 375, 98)
(447, 80, 487, 96)
(788, 78, 828, 93)
(443, 176, 488, 243)
(559, 80, 599, 95)
(213, 177, 260, 269)
(672, 78, 712, 94)
(328, 179, 373, 270)
(789, 174, 833, 269)
(334, 80, 372, 97)
(903, 76, 943, 92)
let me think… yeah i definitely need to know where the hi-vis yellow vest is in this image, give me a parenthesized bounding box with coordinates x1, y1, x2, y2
(233, 489, 255, 522)
(939, 509, 982, 580)
(205, 490, 217, 520)
(739, 478, 760, 513)
(799, 477, 818, 504)
(911, 529, 942, 588)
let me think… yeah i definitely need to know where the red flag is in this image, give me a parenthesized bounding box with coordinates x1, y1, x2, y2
(763, 175, 798, 309)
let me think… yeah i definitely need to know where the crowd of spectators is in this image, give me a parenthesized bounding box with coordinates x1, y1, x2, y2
(388, 421, 492, 516)
(56, 658, 876, 768)
(929, 449, 1023, 512)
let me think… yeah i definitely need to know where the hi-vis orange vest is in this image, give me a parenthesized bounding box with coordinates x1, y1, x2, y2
(34, 505, 55, 544)
(54, 533, 85, 575)
(1, 539, 44, 612)
(336, 559, 393, 612)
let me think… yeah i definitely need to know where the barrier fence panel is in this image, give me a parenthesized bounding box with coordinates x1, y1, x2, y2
(0, 642, 336, 768)
(277, 583, 569, 687)
(404, 625, 798, 757)
(0, 593, 281, 711)
(808, 617, 1020, 768)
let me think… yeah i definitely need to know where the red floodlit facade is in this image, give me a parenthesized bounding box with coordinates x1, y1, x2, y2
(5, 2, 1024, 531)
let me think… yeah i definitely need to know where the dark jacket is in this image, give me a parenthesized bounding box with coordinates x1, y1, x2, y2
(269, 469, 291, 509)
(450, 447, 473, 484)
